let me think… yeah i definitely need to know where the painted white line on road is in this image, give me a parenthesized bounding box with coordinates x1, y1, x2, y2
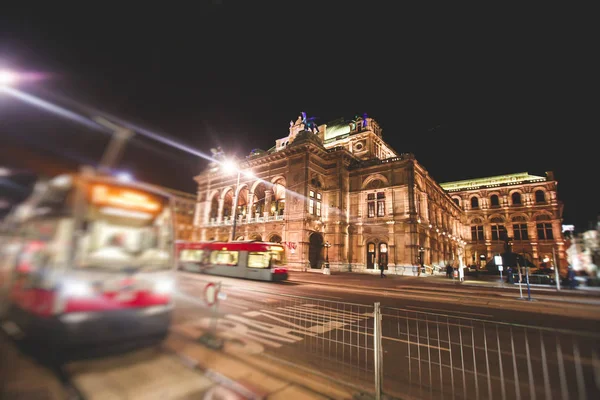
(222, 303, 249, 310)
(403, 305, 493, 318)
(234, 287, 345, 300)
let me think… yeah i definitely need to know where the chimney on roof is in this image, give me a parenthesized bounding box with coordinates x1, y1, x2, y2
(545, 171, 555, 181)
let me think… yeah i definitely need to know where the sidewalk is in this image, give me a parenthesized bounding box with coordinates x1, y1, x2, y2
(1, 328, 359, 400)
(0, 331, 67, 400)
(288, 270, 600, 306)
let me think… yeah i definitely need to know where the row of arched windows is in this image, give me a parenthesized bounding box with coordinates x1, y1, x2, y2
(454, 189, 548, 209)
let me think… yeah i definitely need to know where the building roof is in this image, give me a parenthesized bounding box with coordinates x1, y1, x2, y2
(440, 172, 547, 192)
(323, 118, 352, 141)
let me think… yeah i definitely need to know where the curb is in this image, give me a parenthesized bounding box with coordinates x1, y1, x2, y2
(287, 275, 600, 305)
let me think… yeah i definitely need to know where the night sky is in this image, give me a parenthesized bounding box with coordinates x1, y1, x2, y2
(0, 3, 595, 230)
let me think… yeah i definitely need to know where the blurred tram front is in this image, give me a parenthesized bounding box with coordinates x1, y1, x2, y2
(0, 170, 176, 351)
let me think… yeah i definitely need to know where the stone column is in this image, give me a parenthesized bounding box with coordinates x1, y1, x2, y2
(246, 192, 254, 222)
(217, 197, 224, 223)
(264, 189, 273, 218)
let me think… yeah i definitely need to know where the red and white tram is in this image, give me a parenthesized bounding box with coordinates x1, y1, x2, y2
(176, 240, 289, 282)
(0, 170, 176, 351)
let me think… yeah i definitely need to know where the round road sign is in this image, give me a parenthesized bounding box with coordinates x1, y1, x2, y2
(204, 282, 218, 306)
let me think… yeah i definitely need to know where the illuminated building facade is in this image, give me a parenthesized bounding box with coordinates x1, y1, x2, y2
(440, 172, 567, 271)
(156, 187, 197, 241)
(193, 114, 566, 272)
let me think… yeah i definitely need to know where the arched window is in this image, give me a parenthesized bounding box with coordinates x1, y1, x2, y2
(511, 192, 522, 205)
(470, 197, 479, 209)
(535, 190, 546, 203)
(453, 198, 460, 206)
(490, 194, 500, 207)
(366, 179, 384, 190)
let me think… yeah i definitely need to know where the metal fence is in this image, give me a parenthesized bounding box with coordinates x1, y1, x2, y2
(380, 307, 600, 400)
(178, 275, 600, 400)
(180, 278, 377, 394)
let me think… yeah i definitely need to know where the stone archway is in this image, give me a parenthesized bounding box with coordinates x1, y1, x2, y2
(308, 233, 324, 269)
(249, 233, 262, 241)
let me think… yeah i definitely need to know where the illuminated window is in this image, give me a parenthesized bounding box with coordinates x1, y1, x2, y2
(309, 191, 321, 216)
(210, 250, 239, 266)
(377, 192, 385, 217)
(180, 249, 203, 262)
(367, 192, 385, 217)
(247, 252, 271, 269)
(367, 193, 375, 218)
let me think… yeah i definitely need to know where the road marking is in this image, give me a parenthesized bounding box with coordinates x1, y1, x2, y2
(403, 305, 493, 318)
(222, 303, 249, 310)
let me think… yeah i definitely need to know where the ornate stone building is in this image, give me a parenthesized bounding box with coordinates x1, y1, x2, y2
(440, 172, 566, 269)
(153, 186, 197, 241)
(193, 114, 567, 272)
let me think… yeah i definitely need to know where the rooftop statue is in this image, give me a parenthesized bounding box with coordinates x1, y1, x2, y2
(301, 111, 319, 134)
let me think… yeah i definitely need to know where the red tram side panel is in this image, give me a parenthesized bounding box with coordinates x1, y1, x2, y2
(176, 241, 288, 282)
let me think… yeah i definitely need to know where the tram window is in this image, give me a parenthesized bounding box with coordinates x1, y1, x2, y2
(180, 249, 203, 262)
(247, 252, 271, 269)
(210, 250, 239, 266)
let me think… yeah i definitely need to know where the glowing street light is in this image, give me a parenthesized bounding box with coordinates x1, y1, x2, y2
(0, 70, 18, 86)
(116, 172, 133, 182)
(223, 159, 254, 241)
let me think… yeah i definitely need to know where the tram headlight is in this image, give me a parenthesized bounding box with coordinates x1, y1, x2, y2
(154, 279, 174, 295)
(61, 280, 93, 297)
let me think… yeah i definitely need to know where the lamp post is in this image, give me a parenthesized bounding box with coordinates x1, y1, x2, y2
(324, 241, 331, 264)
(322, 241, 331, 275)
(230, 169, 241, 242)
(0, 70, 18, 87)
(223, 159, 253, 242)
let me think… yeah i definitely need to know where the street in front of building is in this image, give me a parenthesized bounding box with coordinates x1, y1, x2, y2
(172, 271, 600, 399)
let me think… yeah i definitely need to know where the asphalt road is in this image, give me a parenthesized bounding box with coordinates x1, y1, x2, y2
(173, 271, 600, 399)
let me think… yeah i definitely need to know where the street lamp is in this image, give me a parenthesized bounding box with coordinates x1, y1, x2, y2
(223, 159, 253, 242)
(324, 241, 331, 263)
(0, 70, 18, 86)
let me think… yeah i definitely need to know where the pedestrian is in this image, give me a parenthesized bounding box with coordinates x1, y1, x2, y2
(446, 264, 453, 279)
(567, 265, 577, 289)
(506, 266, 514, 283)
(379, 260, 386, 278)
(458, 265, 464, 282)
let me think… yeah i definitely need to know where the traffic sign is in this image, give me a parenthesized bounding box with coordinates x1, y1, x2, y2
(204, 282, 219, 306)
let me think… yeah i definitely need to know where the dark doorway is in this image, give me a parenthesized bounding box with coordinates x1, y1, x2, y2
(309, 233, 324, 269)
(367, 243, 376, 269)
